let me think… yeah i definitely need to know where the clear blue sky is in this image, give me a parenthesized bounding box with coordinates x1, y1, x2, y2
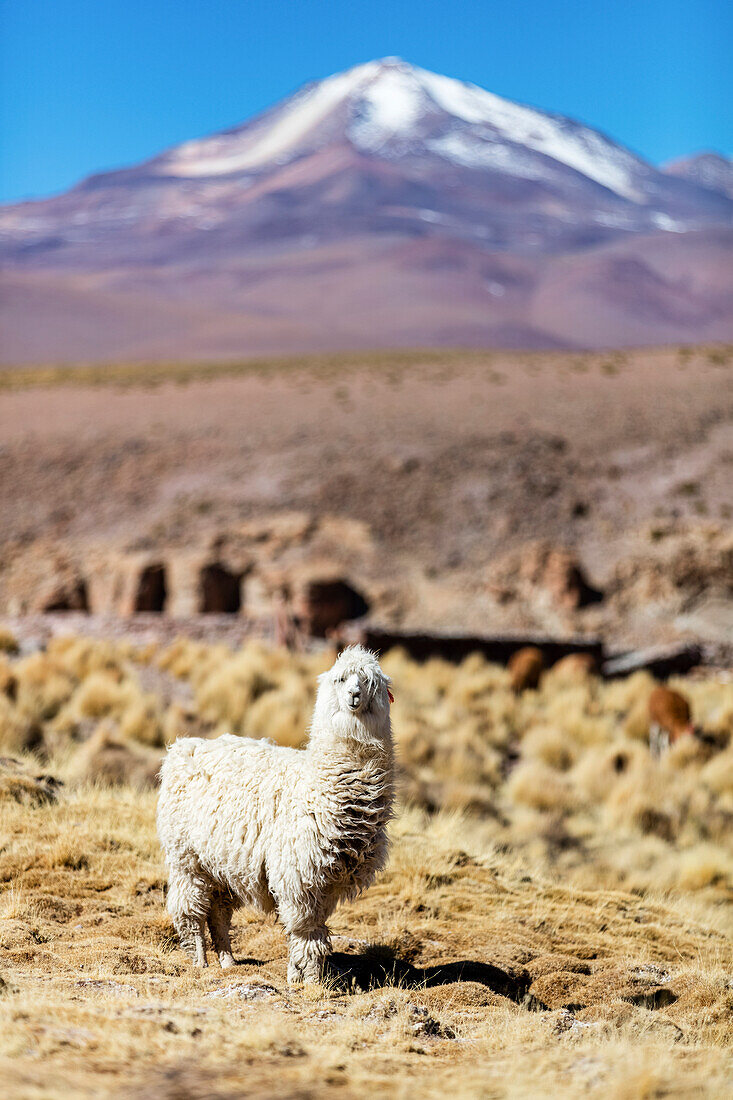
(1, 0, 731, 203)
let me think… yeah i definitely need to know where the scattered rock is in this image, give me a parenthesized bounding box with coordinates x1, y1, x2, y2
(407, 1002, 455, 1039)
(205, 982, 279, 1001)
(130, 1003, 208, 1017)
(609, 527, 733, 608)
(7, 548, 91, 615)
(365, 996, 400, 1020)
(365, 998, 454, 1039)
(631, 964, 672, 985)
(74, 980, 139, 998)
(552, 1009, 601, 1037)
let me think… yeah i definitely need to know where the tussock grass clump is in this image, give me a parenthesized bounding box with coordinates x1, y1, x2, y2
(2, 633, 732, 905)
(181, 641, 331, 743)
(0, 694, 35, 755)
(0, 627, 19, 655)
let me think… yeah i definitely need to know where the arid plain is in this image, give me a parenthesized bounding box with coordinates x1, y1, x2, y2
(0, 345, 731, 647)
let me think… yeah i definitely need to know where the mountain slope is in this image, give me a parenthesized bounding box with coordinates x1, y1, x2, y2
(1, 58, 732, 360)
(664, 151, 733, 200)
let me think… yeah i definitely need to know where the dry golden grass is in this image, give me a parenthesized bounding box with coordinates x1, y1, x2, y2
(1, 344, 729, 392)
(0, 348, 471, 392)
(1, 633, 732, 1096)
(2, 788, 732, 1098)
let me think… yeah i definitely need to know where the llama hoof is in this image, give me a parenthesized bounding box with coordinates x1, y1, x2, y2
(287, 963, 304, 985)
(219, 953, 236, 969)
(288, 961, 324, 985)
(287, 964, 321, 985)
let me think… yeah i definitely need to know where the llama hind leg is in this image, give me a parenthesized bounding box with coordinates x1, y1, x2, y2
(207, 895, 236, 969)
(167, 868, 210, 968)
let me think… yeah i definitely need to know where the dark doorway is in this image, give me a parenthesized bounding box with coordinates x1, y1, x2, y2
(44, 579, 89, 612)
(301, 580, 369, 638)
(198, 562, 242, 614)
(134, 564, 167, 612)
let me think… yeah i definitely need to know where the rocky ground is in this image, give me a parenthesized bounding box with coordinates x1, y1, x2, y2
(0, 345, 731, 652)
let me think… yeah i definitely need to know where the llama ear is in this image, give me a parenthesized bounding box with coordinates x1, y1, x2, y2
(387, 689, 394, 704)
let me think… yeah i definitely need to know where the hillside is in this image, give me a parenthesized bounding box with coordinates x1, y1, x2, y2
(1, 345, 731, 652)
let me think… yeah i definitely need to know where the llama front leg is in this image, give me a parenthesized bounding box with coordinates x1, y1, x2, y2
(286, 926, 331, 984)
(279, 899, 331, 984)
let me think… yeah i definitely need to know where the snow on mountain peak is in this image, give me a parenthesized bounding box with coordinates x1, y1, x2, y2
(352, 61, 645, 201)
(158, 58, 646, 200)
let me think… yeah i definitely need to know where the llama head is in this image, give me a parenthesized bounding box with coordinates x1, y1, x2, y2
(312, 645, 393, 747)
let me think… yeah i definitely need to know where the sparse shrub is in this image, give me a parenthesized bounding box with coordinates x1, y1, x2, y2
(0, 695, 38, 754)
(571, 741, 647, 805)
(243, 685, 311, 748)
(676, 845, 733, 890)
(506, 761, 577, 813)
(700, 749, 733, 796)
(47, 635, 127, 679)
(119, 696, 165, 747)
(522, 725, 577, 772)
(72, 671, 136, 720)
(71, 723, 162, 789)
(13, 653, 76, 723)
(0, 627, 19, 655)
(3, 631, 733, 904)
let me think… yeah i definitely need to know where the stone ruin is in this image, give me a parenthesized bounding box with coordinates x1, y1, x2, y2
(11, 542, 371, 642)
(488, 541, 604, 612)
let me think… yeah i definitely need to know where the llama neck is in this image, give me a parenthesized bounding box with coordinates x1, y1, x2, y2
(311, 740, 394, 833)
(309, 729, 394, 789)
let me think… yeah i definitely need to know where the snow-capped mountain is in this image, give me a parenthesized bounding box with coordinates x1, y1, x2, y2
(1, 59, 731, 360)
(156, 59, 652, 200)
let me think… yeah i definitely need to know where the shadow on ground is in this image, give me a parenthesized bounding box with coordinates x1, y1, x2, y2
(326, 948, 547, 1008)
